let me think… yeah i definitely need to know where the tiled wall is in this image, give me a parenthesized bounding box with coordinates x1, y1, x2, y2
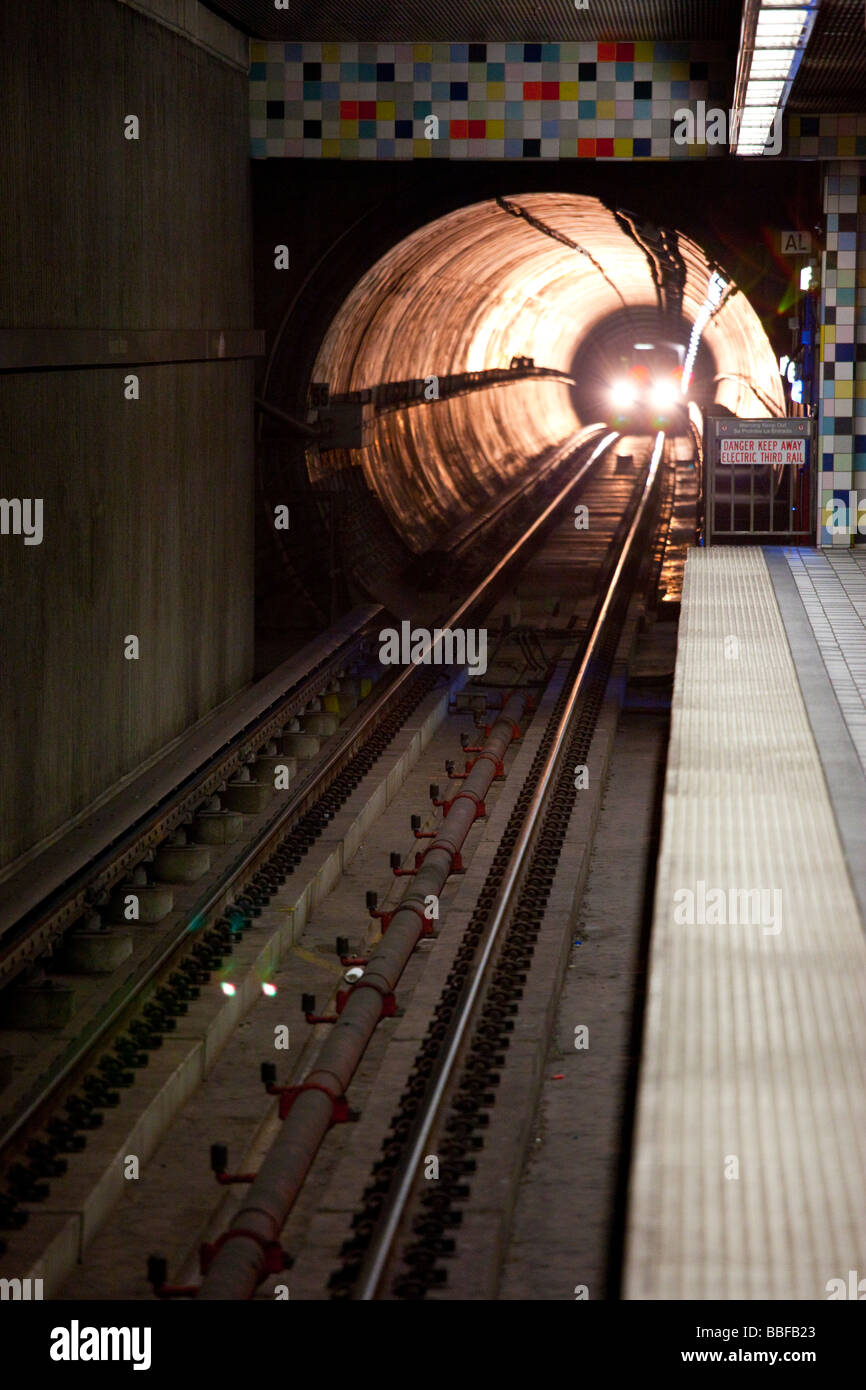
(249, 40, 729, 160)
(819, 162, 866, 547)
(787, 115, 866, 161)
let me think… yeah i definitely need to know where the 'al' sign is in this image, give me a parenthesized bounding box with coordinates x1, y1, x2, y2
(719, 437, 806, 466)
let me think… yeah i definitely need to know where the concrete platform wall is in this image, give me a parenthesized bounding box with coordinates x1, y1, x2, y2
(0, 1, 255, 871)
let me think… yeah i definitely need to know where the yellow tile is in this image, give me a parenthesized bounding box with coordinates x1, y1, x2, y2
(614, 138, 633, 157)
(377, 101, 395, 119)
(340, 121, 358, 138)
(839, 137, 857, 156)
(413, 139, 432, 157)
(322, 139, 341, 158)
(250, 41, 267, 63)
(824, 325, 835, 344)
(836, 380, 854, 398)
(560, 82, 579, 100)
(486, 82, 505, 100)
(855, 380, 866, 397)
(671, 62, 690, 79)
(414, 44, 433, 60)
(487, 120, 505, 139)
(322, 44, 340, 64)
(597, 100, 615, 119)
(634, 42, 654, 62)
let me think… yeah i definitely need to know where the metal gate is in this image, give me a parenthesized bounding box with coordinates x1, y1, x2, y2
(705, 416, 815, 545)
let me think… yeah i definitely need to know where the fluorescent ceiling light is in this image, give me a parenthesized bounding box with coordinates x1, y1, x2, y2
(744, 81, 787, 103)
(732, 0, 819, 155)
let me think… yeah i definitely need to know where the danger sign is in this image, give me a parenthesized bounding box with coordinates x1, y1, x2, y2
(719, 437, 806, 466)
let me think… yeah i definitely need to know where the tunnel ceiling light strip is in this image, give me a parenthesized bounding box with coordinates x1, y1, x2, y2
(681, 272, 729, 393)
(731, 0, 820, 155)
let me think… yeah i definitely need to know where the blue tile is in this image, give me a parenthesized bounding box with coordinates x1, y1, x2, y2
(414, 63, 431, 81)
(284, 43, 302, 62)
(487, 63, 505, 81)
(671, 81, 690, 99)
(340, 63, 358, 81)
(358, 63, 376, 82)
(542, 119, 559, 137)
(414, 100, 432, 117)
(321, 83, 339, 101)
(524, 44, 542, 61)
(506, 44, 523, 62)
(634, 138, 652, 156)
(359, 120, 376, 138)
(377, 139, 395, 157)
(823, 453, 834, 470)
(432, 82, 450, 100)
(541, 43, 559, 61)
(505, 101, 523, 119)
(578, 100, 596, 118)
(616, 62, 634, 80)
(634, 101, 652, 119)
(450, 43, 469, 61)
(303, 82, 321, 99)
(450, 81, 468, 100)
(249, 63, 266, 80)
(505, 137, 523, 156)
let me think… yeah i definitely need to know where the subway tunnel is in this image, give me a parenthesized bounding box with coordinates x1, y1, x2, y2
(257, 191, 784, 616)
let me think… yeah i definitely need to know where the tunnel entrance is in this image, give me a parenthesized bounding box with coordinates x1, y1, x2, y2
(303, 193, 784, 562)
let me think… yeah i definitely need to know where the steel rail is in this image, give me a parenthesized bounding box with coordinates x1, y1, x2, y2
(195, 430, 618, 1299)
(352, 431, 666, 1300)
(0, 431, 614, 1168)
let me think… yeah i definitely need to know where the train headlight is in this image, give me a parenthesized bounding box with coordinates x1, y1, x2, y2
(651, 379, 678, 410)
(611, 380, 637, 409)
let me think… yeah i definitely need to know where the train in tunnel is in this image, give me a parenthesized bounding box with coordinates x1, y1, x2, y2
(606, 342, 690, 435)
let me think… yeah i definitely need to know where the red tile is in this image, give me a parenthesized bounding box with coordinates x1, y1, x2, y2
(541, 81, 559, 99)
(616, 43, 635, 61)
(523, 82, 542, 100)
(450, 119, 468, 138)
(340, 101, 358, 118)
(596, 138, 614, 156)
(598, 43, 616, 61)
(578, 138, 596, 157)
(468, 120, 486, 138)
(358, 101, 376, 118)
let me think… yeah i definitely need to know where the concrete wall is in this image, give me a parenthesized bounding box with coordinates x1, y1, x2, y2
(0, 1, 256, 871)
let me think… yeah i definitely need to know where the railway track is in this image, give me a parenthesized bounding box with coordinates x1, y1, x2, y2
(0, 428, 681, 1297)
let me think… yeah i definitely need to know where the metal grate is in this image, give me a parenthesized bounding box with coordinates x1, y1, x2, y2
(788, 0, 866, 114)
(202, 0, 743, 42)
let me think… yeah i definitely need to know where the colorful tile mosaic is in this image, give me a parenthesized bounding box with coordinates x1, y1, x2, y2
(787, 115, 866, 162)
(249, 40, 731, 160)
(818, 162, 866, 547)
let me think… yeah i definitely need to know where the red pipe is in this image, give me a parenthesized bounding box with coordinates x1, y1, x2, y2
(197, 691, 526, 1299)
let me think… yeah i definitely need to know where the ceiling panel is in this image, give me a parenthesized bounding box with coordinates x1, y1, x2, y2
(202, 0, 744, 42)
(788, 0, 866, 113)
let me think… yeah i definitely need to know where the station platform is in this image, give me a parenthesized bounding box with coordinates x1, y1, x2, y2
(624, 546, 866, 1301)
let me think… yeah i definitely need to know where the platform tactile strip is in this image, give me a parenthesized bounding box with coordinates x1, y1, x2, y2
(624, 548, 866, 1301)
(784, 549, 866, 779)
